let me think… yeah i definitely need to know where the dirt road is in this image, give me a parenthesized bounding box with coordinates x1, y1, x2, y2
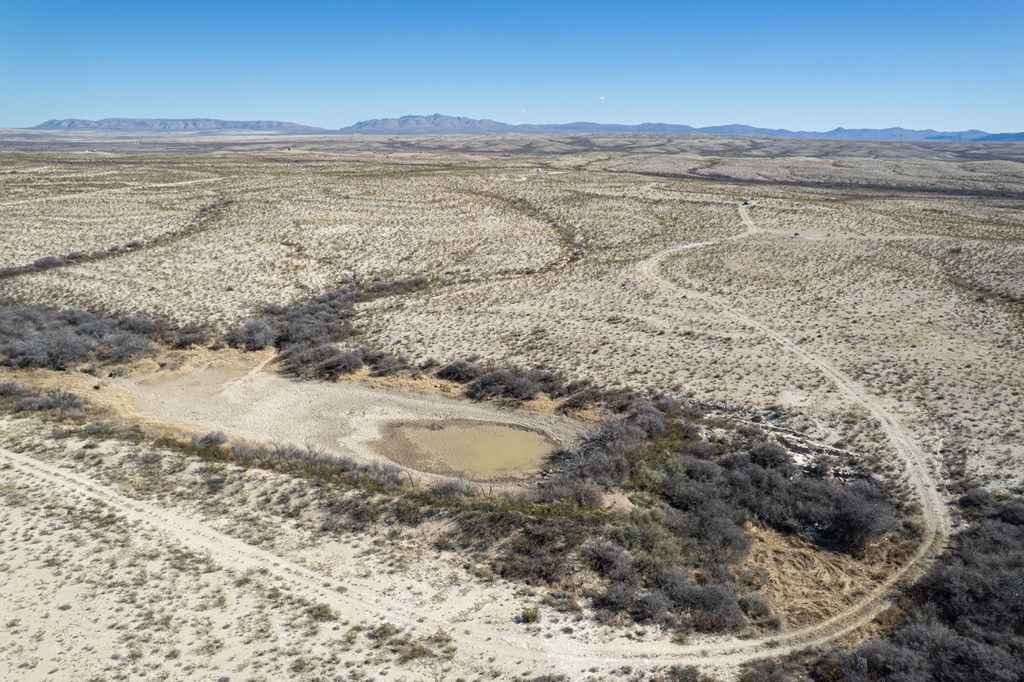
(629, 202, 952, 653)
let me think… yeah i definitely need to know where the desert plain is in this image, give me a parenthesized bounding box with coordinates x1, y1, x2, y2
(1, 131, 1022, 680)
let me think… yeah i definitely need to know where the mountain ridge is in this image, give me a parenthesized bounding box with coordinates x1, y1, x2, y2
(338, 116, 1007, 141)
(25, 115, 1022, 141)
(31, 118, 327, 133)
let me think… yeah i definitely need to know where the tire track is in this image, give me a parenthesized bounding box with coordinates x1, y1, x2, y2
(627, 202, 952, 654)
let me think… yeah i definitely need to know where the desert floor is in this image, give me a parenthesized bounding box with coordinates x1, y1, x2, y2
(1, 131, 1021, 678)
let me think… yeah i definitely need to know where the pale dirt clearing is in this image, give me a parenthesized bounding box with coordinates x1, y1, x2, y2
(0, 441, 584, 681)
(117, 355, 588, 481)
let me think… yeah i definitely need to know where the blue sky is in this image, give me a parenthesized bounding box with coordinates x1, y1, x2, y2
(1, 0, 1021, 131)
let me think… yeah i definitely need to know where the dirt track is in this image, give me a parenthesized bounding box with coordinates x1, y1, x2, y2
(628, 202, 953, 655)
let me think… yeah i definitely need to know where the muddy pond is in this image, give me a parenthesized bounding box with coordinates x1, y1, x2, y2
(370, 419, 557, 479)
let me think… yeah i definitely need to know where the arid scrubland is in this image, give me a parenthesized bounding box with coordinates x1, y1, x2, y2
(1, 132, 1023, 679)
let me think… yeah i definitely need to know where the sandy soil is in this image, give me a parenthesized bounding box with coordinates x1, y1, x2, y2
(0, 416, 903, 681)
(1, 132, 1022, 677)
(0, 423, 629, 681)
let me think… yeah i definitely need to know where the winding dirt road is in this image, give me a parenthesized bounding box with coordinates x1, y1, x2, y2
(629, 202, 952, 653)
(0, 203, 952, 676)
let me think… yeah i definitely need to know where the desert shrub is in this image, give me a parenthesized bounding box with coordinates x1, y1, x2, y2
(996, 500, 1024, 525)
(571, 447, 631, 488)
(0, 303, 190, 369)
(502, 545, 562, 583)
(0, 381, 22, 397)
(750, 441, 789, 468)
(431, 479, 475, 498)
(738, 660, 798, 682)
(283, 343, 340, 375)
(359, 461, 404, 486)
(307, 603, 337, 622)
(809, 494, 1024, 682)
(509, 400, 904, 631)
(170, 323, 211, 349)
(956, 487, 994, 512)
(816, 621, 1019, 682)
(652, 566, 690, 600)
(55, 308, 95, 326)
(184, 434, 408, 493)
(518, 607, 540, 624)
(466, 369, 539, 402)
(526, 367, 565, 396)
(633, 588, 671, 622)
(600, 582, 636, 613)
(913, 514, 1024, 638)
(674, 583, 745, 631)
(364, 351, 406, 377)
(557, 388, 600, 413)
(737, 591, 774, 622)
(196, 431, 228, 448)
(551, 403, 667, 493)
(100, 332, 152, 363)
(600, 387, 643, 413)
(5, 327, 95, 369)
(644, 443, 895, 557)
(117, 315, 158, 336)
(32, 256, 64, 269)
(535, 477, 604, 507)
(17, 389, 85, 416)
(665, 666, 721, 682)
(690, 440, 718, 458)
(785, 478, 897, 553)
(224, 317, 279, 351)
(223, 279, 427, 379)
(436, 359, 482, 383)
(586, 542, 638, 581)
(319, 350, 365, 379)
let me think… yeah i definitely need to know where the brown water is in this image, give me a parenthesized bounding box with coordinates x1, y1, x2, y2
(371, 419, 556, 479)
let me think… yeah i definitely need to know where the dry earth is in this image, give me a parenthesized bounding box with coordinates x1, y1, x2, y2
(0, 415, 908, 681)
(1, 131, 1023, 678)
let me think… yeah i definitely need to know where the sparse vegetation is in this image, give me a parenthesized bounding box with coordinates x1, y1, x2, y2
(223, 278, 426, 379)
(0, 303, 205, 371)
(518, 607, 540, 624)
(791, 492, 1024, 682)
(1, 134, 1021, 680)
(0, 380, 897, 637)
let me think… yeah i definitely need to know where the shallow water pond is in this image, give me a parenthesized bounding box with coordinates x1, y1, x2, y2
(371, 419, 556, 479)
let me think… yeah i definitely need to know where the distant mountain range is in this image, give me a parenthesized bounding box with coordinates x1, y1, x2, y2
(28, 115, 1024, 142)
(31, 118, 326, 133)
(338, 115, 1020, 141)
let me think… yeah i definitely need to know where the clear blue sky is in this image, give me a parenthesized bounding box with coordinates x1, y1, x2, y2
(1, 0, 1021, 131)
